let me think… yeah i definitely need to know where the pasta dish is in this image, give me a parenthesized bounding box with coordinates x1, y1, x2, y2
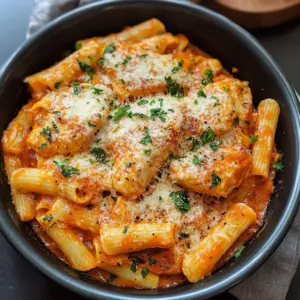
(2, 19, 282, 289)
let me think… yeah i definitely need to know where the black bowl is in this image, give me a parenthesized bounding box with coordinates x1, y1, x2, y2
(1, 0, 300, 299)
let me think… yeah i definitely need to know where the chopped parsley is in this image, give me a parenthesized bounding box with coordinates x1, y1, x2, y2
(165, 76, 184, 98)
(120, 79, 125, 84)
(74, 42, 82, 51)
(170, 191, 190, 214)
(272, 152, 284, 170)
(40, 126, 52, 142)
(190, 137, 201, 152)
(104, 44, 116, 55)
(250, 136, 258, 143)
(87, 121, 96, 128)
(201, 69, 213, 86)
(222, 86, 228, 92)
(200, 129, 215, 145)
(179, 233, 189, 239)
(90, 86, 103, 95)
(78, 60, 96, 76)
(197, 89, 206, 98)
(97, 57, 105, 67)
(211, 171, 221, 188)
(107, 274, 117, 283)
(139, 54, 148, 59)
(194, 99, 198, 105)
(234, 245, 246, 258)
(126, 162, 132, 167)
(137, 99, 149, 106)
(52, 121, 59, 133)
(90, 147, 107, 163)
(140, 127, 152, 145)
(122, 56, 132, 65)
(42, 214, 53, 222)
(141, 267, 149, 278)
(245, 120, 251, 125)
(132, 113, 149, 119)
(112, 105, 132, 120)
(193, 155, 201, 165)
(54, 81, 62, 89)
(149, 258, 157, 266)
(130, 257, 140, 273)
(209, 140, 222, 152)
(158, 98, 164, 107)
(38, 143, 47, 150)
(213, 101, 220, 107)
(123, 226, 129, 234)
(150, 108, 167, 122)
(143, 149, 152, 155)
(53, 111, 61, 115)
(72, 81, 81, 95)
(172, 60, 183, 73)
(53, 159, 80, 177)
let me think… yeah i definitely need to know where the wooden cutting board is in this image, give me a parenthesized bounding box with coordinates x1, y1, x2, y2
(196, 0, 300, 28)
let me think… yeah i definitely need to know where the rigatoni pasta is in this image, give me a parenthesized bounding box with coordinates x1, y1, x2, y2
(2, 19, 282, 289)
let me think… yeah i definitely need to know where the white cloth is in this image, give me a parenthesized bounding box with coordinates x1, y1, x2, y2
(27, 1, 300, 299)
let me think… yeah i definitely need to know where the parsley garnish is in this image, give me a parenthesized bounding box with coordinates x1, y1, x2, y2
(137, 99, 149, 106)
(211, 171, 221, 188)
(209, 140, 221, 152)
(112, 104, 132, 120)
(150, 108, 167, 122)
(190, 137, 201, 152)
(104, 44, 116, 55)
(200, 129, 215, 145)
(213, 101, 220, 107)
(201, 69, 213, 86)
(193, 155, 201, 165)
(52, 121, 59, 133)
(245, 120, 251, 125)
(122, 56, 132, 65)
(149, 258, 157, 266)
(78, 60, 96, 76)
(54, 81, 62, 89)
(197, 89, 206, 98)
(272, 160, 283, 170)
(140, 127, 152, 145)
(53, 111, 61, 115)
(74, 42, 82, 51)
(165, 77, 184, 98)
(72, 81, 81, 95)
(141, 267, 149, 279)
(172, 60, 183, 73)
(107, 274, 117, 283)
(87, 121, 96, 128)
(42, 215, 53, 222)
(123, 226, 129, 234)
(38, 143, 47, 149)
(132, 113, 149, 119)
(97, 57, 105, 67)
(250, 136, 257, 143)
(222, 86, 228, 92)
(170, 191, 190, 214)
(234, 245, 246, 258)
(179, 233, 189, 239)
(126, 162, 132, 167)
(53, 159, 80, 177)
(90, 147, 107, 163)
(90, 86, 103, 95)
(40, 126, 52, 142)
(130, 257, 140, 273)
(143, 149, 152, 155)
(139, 54, 148, 58)
(158, 98, 164, 107)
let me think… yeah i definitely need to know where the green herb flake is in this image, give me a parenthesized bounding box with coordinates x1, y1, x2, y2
(126, 162, 132, 167)
(90, 86, 103, 95)
(179, 233, 189, 239)
(201, 69, 213, 86)
(137, 99, 149, 106)
(107, 274, 117, 283)
(87, 121, 96, 128)
(72, 81, 81, 95)
(143, 149, 152, 155)
(120, 79, 125, 84)
(40, 126, 52, 142)
(122, 56, 132, 65)
(90, 147, 107, 163)
(38, 143, 47, 150)
(112, 104, 132, 120)
(222, 87, 228, 92)
(194, 99, 198, 105)
(52, 121, 59, 133)
(193, 155, 201, 165)
(54, 81, 62, 89)
(165, 76, 184, 98)
(190, 137, 201, 152)
(123, 226, 129, 234)
(150, 108, 167, 122)
(158, 98, 164, 107)
(97, 57, 105, 67)
(139, 54, 148, 58)
(272, 152, 284, 171)
(245, 120, 251, 125)
(170, 191, 190, 214)
(149, 258, 157, 266)
(74, 42, 82, 51)
(141, 267, 149, 279)
(78, 60, 96, 76)
(197, 89, 206, 98)
(42, 214, 53, 222)
(211, 171, 221, 188)
(234, 245, 246, 258)
(104, 44, 116, 55)
(53, 111, 61, 115)
(130, 258, 140, 273)
(250, 136, 258, 143)
(53, 159, 80, 178)
(213, 101, 220, 107)
(140, 127, 152, 145)
(209, 140, 221, 152)
(200, 129, 215, 145)
(172, 60, 183, 73)
(132, 113, 149, 119)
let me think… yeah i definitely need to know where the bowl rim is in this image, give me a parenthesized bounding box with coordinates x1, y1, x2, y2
(1, 0, 300, 299)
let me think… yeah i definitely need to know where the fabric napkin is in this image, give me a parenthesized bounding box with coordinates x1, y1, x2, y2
(26, 1, 300, 299)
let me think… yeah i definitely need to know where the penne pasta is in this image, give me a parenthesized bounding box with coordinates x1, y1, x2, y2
(100, 223, 175, 255)
(252, 99, 280, 177)
(182, 203, 257, 282)
(37, 216, 97, 271)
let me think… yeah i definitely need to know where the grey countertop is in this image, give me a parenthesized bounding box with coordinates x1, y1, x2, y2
(0, 1, 300, 299)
